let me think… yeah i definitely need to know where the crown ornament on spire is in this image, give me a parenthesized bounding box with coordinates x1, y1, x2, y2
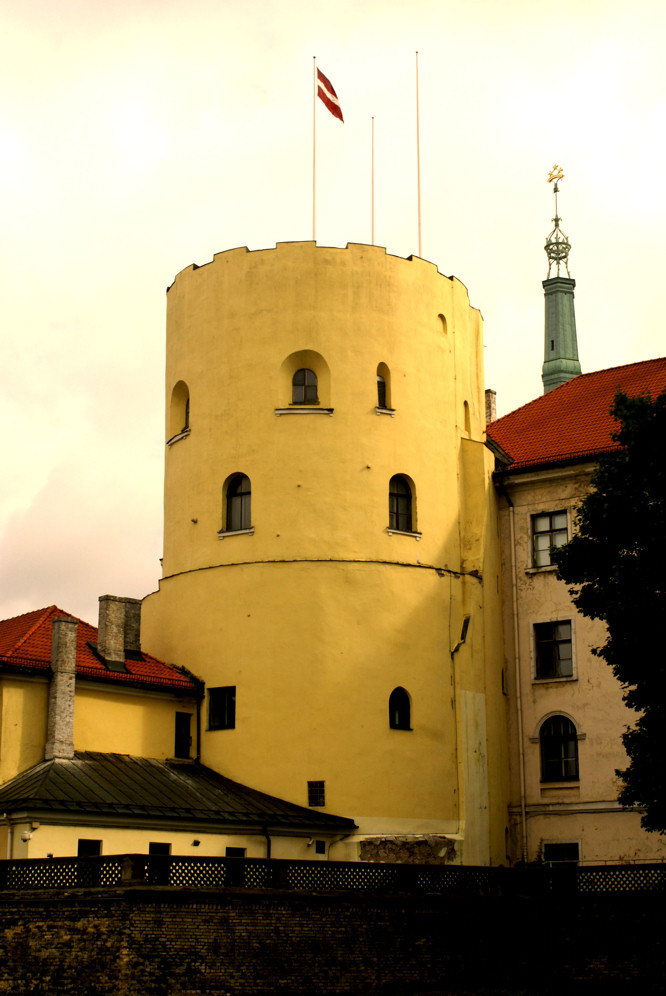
(545, 164, 571, 278)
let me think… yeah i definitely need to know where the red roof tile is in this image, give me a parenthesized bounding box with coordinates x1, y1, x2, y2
(487, 357, 666, 471)
(0, 606, 197, 694)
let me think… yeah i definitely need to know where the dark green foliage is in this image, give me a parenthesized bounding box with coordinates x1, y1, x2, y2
(553, 388, 666, 833)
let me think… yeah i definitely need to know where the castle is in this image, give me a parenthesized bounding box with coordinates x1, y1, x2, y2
(1, 220, 665, 867)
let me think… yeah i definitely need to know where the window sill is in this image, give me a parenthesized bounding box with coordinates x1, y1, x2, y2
(275, 407, 334, 416)
(525, 565, 558, 574)
(166, 428, 191, 447)
(218, 527, 255, 539)
(386, 528, 422, 540)
(375, 406, 396, 417)
(533, 675, 577, 684)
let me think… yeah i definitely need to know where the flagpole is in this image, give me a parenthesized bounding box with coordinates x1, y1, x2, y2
(371, 117, 375, 245)
(415, 51, 422, 257)
(313, 56, 317, 242)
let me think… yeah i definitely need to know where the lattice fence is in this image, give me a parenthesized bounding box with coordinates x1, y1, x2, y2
(0, 855, 663, 895)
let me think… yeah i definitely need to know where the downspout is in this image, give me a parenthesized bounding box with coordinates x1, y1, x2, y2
(499, 481, 528, 864)
(1, 814, 12, 860)
(195, 679, 203, 762)
(262, 826, 271, 860)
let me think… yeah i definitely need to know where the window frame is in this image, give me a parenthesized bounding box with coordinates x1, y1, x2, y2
(539, 714, 580, 782)
(533, 619, 574, 681)
(388, 475, 414, 534)
(531, 510, 569, 568)
(388, 686, 412, 730)
(208, 686, 236, 731)
(307, 780, 326, 807)
(292, 368, 319, 405)
(224, 474, 252, 533)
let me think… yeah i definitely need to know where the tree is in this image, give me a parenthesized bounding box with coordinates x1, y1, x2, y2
(553, 388, 666, 833)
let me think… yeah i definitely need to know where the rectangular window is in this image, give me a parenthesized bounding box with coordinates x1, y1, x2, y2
(532, 511, 568, 567)
(77, 838, 102, 857)
(174, 711, 192, 758)
(315, 839, 326, 855)
(209, 686, 236, 730)
(225, 847, 246, 858)
(543, 842, 580, 864)
(534, 621, 573, 679)
(308, 780, 325, 807)
(148, 842, 171, 855)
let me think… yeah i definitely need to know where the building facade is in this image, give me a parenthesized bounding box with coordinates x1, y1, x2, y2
(141, 241, 509, 866)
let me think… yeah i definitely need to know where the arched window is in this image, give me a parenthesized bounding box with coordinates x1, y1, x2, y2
(226, 475, 251, 532)
(540, 715, 579, 782)
(389, 475, 412, 532)
(376, 362, 392, 410)
(292, 368, 318, 404)
(168, 380, 190, 441)
(389, 687, 411, 730)
(377, 374, 386, 408)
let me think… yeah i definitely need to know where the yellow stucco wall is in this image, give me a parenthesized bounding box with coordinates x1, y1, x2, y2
(74, 685, 197, 760)
(0, 677, 48, 784)
(142, 242, 508, 865)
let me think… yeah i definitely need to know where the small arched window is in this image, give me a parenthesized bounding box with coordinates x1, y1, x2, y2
(168, 380, 190, 441)
(226, 474, 251, 532)
(389, 475, 412, 533)
(540, 715, 579, 782)
(292, 368, 318, 404)
(377, 375, 386, 408)
(389, 687, 411, 730)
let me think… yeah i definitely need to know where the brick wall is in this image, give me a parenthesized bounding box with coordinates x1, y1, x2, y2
(0, 886, 663, 994)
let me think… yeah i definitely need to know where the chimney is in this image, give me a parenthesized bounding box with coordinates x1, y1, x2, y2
(485, 389, 497, 425)
(45, 616, 78, 760)
(97, 595, 142, 671)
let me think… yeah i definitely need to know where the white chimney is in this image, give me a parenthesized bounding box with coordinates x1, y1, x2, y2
(45, 616, 77, 760)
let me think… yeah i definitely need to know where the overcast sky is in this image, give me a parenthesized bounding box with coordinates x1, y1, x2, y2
(1, 0, 664, 626)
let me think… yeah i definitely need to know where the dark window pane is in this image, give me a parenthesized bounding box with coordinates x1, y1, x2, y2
(535, 621, 572, 679)
(292, 368, 318, 404)
(308, 780, 325, 807)
(540, 716, 579, 781)
(226, 475, 251, 531)
(389, 687, 411, 729)
(174, 711, 192, 758)
(377, 375, 386, 408)
(389, 476, 412, 532)
(209, 686, 236, 730)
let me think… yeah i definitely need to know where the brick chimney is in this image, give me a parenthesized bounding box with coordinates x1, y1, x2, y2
(45, 616, 78, 760)
(485, 388, 497, 425)
(97, 595, 142, 671)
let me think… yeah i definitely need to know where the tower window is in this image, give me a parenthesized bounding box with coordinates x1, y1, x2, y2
(308, 780, 325, 807)
(209, 686, 236, 730)
(292, 368, 318, 404)
(226, 475, 251, 532)
(377, 375, 386, 408)
(389, 475, 413, 532)
(389, 687, 411, 730)
(540, 715, 579, 782)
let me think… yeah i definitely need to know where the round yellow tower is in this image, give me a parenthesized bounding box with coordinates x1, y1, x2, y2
(142, 241, 507, 864)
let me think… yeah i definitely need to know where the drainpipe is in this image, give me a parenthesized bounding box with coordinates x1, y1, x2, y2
(1, 814, 12, 860)
(262, 826, 271, 860)
(501, 484, 528, 864)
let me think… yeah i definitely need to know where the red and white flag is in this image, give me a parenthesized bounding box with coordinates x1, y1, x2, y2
(317, 68, 344, 122)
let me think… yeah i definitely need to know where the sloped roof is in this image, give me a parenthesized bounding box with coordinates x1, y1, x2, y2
(0, 751, 356, 832)
(0, 606, 196, 694)
(487, 357, 666, 471)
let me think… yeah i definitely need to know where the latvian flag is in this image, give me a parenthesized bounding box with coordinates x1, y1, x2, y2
(317, 68, 344, 122)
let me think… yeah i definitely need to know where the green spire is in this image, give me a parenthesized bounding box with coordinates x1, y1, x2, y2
(542, 166, 581, 393)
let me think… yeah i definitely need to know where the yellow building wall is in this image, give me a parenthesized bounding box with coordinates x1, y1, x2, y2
(6, 822, 330, 861)
(0, 677, 48, 784)
(142, 242, 508, 865)
(74, 685, 197, 760)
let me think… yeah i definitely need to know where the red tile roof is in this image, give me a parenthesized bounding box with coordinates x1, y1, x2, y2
(0, 606, 197, 694)
(487, 357, 666, 471)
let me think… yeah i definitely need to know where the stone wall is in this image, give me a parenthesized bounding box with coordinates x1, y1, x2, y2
(0, 886, 663, 994)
